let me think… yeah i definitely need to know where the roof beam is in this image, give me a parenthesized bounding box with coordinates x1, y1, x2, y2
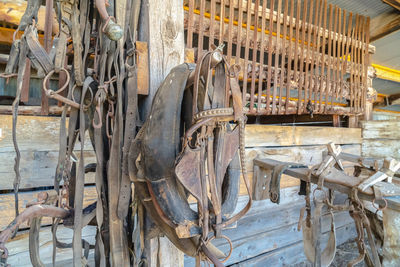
(383, 0, 400, 11)
(372, 63, 400, 83)
(370, 11, 400, 41)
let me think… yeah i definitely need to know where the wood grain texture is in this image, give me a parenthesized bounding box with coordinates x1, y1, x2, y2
(362, 120, 400, 140)
(241, 144, 361, 196)
(136, 41, 150, 95)
(185, 189, 356, 266)
(0, 115, 95, 190)
(142, 0, 185, 119)
(0, 115, 93, 152)
(245, 125, 362, 147)
(370, 11, 400, 42)
(0, 150, 96, 190)
(6, 225, 96, 266)
(0, 186, 97, 231)
(362, 140, 400, 159)
(142, 1, 185, 265)
(0, 0, 59, 34)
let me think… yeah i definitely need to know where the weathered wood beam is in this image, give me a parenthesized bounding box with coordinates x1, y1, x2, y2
(140, 0, 185, 265)
(370, 10, 400, 41)
(0, 1, 59, 34)
(383, 0, 400, 11)
(372, 63, 400, 83)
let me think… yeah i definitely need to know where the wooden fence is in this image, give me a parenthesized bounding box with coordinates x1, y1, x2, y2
(184, 0, 371, 116)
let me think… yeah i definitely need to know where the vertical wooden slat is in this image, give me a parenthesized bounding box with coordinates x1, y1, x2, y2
(266, 1, 275, 114)
(227, 0, 234, 62)
(278, 0, 289, 114)
(198, 0, 206, 58)
(350, 15, 359, 112)
(332, 7, 342, 110)
(219, 0, 225, 45)
(242, 0, 252, 104)
(360, 16, 366, 112)
(322, 3, 332, 113)
(295, 0, 303, 114)
(272, 0, 282, 114)
(325, 5, 335, 113)
(235, 0, 243, 63)
(209, 0, 216, 49)
(249, 0, 260, 114)
(265, 0, 275, 114)
(363, 17, 371, 112)
(354, 15, 361, 112)
(344, 12, 353, 107)
(308, 0, 322, 113)
(285, 0, 295, 114)
(187, 0, 195, 48)
(257, 0, 267, 113)
(359, 17, 365, 112)
(303, 0, 314, 113)
(316, 0, 327, 113)
(338, 9, 347, 100)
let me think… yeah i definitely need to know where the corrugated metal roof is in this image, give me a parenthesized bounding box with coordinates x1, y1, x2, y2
(373, 78, 400, 95)
(372, 30, 400, 70)
(325, 0, 395, 19)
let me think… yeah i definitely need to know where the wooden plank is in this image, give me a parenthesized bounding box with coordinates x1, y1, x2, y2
(362, 120, 400, 140)
(245, 125, 362, 147)
(382, 0, 400, 12)
(362, 140, 400, 159)
(142, 0, 185, 118)
(240, 144, 360, 196)
(6, 225, 96, 266)
(185, 190, 356, 266)
(370, 11, 400, 44)
(0, 186, 97, 231)
(0, 1, 59, 34)
(230, 224, 356, 266)
(0, 115, 93, 152)
(143, 1, 185, 265)
(0, 150, 96, 190)
(0, 105, 64, 116)
(136, 41, 149, 95)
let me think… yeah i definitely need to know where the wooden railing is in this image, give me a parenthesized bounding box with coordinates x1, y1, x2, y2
(184, 0, 371, 116)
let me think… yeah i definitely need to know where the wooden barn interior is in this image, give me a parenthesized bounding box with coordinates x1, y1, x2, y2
(0, 0, 400, 266)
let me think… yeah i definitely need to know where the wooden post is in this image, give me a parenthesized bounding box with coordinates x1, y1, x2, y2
(332, 115, 340, 127)
(139, 0, 185, 266)
(140, 0, 185, 120)
(364, 66, 376, 121)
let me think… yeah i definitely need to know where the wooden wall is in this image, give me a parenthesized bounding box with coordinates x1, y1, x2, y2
(362, 120, 400, 160)
(183, 124, 361, 266)
(0, 115, 363, 265)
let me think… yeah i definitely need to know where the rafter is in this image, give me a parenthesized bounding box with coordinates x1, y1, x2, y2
(383, 0, 400, 11)
(370, 10, 400, 41)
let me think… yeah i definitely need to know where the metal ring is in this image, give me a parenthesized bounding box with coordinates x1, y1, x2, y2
(312, 187, 328, 202)
(206, 235, 233, 263)
(43, 68, 71, 96)
(228, 64, 241, 78)
(372, 198, 388, 211)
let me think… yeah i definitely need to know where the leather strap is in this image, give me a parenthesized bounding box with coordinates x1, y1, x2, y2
(55, 0, 73, 73)
(72, 77, 93, 266)
(11, 29, 30, 234)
